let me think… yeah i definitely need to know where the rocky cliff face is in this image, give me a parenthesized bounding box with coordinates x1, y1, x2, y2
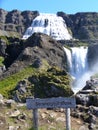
(1, 9, 98, 40)
(0, 33, 67, 79)
(0, 9, 39, 37)
(58, 12, 98, 40)
(88, 43, 98, 69)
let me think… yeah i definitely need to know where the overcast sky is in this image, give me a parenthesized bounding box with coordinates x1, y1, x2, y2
(0, 0, 98, 14)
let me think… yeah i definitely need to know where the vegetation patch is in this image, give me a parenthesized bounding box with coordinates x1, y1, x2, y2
(13, 68, 73, 101)
(0, 35, 9, 44)
(0, 65, 73, 100)
(0, 56, 4, 66)
(0, 66, 36, 98)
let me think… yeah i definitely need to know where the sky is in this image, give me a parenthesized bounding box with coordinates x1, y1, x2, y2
(0, 0, 98, 14)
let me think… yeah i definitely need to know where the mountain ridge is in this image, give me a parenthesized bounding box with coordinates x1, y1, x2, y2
(1, 8, 98, 40)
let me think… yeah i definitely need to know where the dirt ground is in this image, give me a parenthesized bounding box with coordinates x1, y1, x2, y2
(0, 103, 89, 130)
(38, 109, 89, 130)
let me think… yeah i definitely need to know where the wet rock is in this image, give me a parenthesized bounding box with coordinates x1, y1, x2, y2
(76, 93, 90, 106)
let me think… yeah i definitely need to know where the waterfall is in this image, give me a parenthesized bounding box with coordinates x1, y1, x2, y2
(63, 47, 72, 69)
(70, 47, 88, 79)
(23, 13, 72, 40)
(64, 46, 89, 93)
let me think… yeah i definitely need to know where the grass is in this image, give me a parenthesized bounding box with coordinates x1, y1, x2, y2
(92, 73, 98, 78)
(0, 65, 72, 99)
(0, 66, 36, 98)
(0, 36, 9, 44)
(0, 56, 4, 66)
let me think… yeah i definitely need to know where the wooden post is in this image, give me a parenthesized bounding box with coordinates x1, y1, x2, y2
(26, 97, 76, 130)
(33, 109, 38, 130)
(66, 108, 71, 130)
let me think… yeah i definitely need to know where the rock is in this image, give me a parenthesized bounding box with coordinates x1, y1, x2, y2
(0, 94, 4, 105)
(0, 94, 3, 100)
(10, 109, 20, 117)
(8, 126, 20, 130)
(89, 106, 98, 117)
(0, 38, 7, 56)
(33, 58, 42, 68)
(87, 114, 96, 124)
(76, 77, 98, 106)
(76, 93, 90, 106)
(0, 9, 39, 37)
(56, 117, 65, 122)
(58, 12, 98, 40)
(16, 80, 27, 93)
(41, 113, 47, 119)
(1, 9, 98, 40)
(88, 123, 96, 130)
(74, 77, 98, 129)
(79, 125, 89, 130)
(0, 9, 8, 24)
(0, 66, 6, 75)
(0, 116, 6, 127)
(0, 33, 67, 80)
(12, 80, 28, 102)
(17, 113, 26, 121)
(88, 44, 98, 69)
(5, 99, 15, 107)
(49, 112, 57, 118)
(72, 111, 81, 118)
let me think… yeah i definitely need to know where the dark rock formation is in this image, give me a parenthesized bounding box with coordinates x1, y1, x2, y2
(0, 38, 7, 56)
(15, 33, 67, 70)
(76, 77, 98, 107)
(1, 8, 98, 40)
(57, 12, 98, 40)
(71, 77, 98, 129)
(0, 33, 67, 79)
(4, 38, 24, 68)
(88, 43, 98, 69)
(0, 8, 39, 37)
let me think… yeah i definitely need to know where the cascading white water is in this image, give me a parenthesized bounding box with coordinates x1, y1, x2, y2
(64, 46, 89, 93)
(63, 47, 72, 69)
(70, 47, 88, 78)
(23, 13, 72, 40)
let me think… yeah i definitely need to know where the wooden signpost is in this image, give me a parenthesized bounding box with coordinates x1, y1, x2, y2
(26, 97, 76, 130)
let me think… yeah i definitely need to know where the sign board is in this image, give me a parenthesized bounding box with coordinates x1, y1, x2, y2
(26, 97, 76, 109)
